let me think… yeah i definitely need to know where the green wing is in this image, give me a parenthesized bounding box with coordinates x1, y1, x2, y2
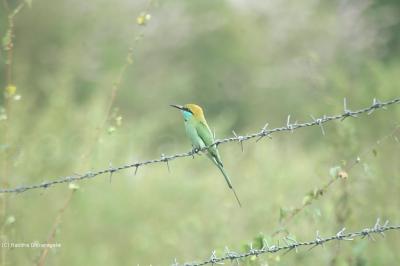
(195, 121, 223, 166)
(195, 121, 242, 206)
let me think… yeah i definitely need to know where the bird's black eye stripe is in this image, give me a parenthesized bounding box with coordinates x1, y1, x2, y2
(183, 107, 193, 114)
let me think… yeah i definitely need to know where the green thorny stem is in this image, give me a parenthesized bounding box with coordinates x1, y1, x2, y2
(274, 125, 400, 236)
(36, 2, 154, 265)
(1, 1, 26, 266)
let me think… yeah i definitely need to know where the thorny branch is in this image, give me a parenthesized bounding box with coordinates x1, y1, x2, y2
(0, 97, 399, 194)
(174, 219, 400, 266)
(35, 2, 155, 265)
(274, 124, 400, 232)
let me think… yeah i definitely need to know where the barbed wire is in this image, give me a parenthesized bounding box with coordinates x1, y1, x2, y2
(0, 97, 399, 194)
(173, 218, 400, 266)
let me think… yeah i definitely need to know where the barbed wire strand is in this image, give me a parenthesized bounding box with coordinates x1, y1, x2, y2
(174, 218, 400, 266)
(1, 97, 399, 194)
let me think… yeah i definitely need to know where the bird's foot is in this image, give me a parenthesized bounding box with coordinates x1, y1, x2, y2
(191, 147, 201, 158)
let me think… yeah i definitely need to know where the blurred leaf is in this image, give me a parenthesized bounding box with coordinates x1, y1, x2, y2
(5, 215, 16, 226)
(0, 107, 7, 121)
(329, 166, 342, 179)
(68, 183, 80, 191)
(115, 116, 122, 126)
(136, 12, 151, 25)
(4, 85, 17, 98)
(372, 149, 378, 157)
(2, 30, 12, 50)
(313, 188, 324, 197)
(302, 194, 313, 206)
(253, 233, 265, 249)
(279, 207, 288, 223)
(107, 126, 116, 134)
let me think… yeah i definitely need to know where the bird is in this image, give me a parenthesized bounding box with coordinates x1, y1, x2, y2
(170, 103, 242, 207)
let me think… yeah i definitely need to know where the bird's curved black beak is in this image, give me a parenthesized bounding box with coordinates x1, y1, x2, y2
(170, 104, 184, 110)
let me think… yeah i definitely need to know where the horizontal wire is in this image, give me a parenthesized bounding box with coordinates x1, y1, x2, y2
(0, 97, 399, 194)
(175, 219, 400, 266)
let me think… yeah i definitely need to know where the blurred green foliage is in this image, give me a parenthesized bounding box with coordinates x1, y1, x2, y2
(0, 0, 399, 265)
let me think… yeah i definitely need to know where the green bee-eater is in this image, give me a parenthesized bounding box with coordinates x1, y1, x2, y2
(170, 103, 242, 207)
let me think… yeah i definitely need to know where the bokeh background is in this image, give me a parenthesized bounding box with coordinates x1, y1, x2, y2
(1, 0, 400, 265)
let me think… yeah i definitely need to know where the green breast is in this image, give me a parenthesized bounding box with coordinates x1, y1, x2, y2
(184, 121, 206, 149)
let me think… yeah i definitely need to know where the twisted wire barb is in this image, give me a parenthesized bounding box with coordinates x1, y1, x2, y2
(176, 219, 400, 266)
(1, 97, 399, 194)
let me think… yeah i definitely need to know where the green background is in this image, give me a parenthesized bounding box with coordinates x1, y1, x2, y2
(1, 0, 399, 265)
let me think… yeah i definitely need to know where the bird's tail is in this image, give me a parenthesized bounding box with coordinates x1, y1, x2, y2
(211, 158, 242, 207)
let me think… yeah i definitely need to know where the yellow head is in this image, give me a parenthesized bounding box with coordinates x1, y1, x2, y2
(170, 103, 207, 123)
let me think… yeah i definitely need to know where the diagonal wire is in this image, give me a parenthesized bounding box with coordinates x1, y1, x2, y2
(0, 97, 399, 194)
(175, 219, 400, 266)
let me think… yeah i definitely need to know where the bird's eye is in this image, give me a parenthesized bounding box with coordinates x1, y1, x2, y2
(184, 108, 193, 114)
